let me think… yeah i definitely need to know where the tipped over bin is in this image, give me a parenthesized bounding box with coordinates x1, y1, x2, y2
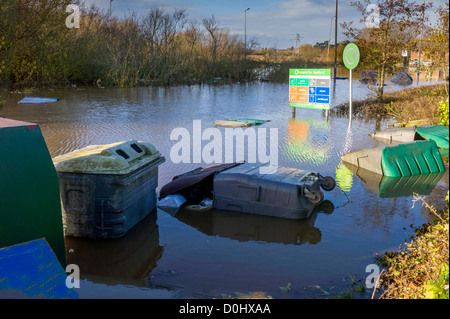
(341, 140, 446, 177)
(53, 140, 165, 239)
(159, 162, 336, 220)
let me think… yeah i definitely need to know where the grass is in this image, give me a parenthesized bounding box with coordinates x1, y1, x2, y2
(333, 276, 368, 299)
(332, 83, 449, 122)
(374, 193, 449, 299)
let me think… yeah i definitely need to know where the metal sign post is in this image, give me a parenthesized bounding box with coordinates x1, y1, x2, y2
(342, 43, 360, 123)
(349, 67, 353, 121)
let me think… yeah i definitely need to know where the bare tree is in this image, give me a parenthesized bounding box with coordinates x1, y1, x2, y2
(202, 15, 221, 66)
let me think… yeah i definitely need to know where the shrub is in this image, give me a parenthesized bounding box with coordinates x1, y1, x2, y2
(375, 192, 449, 299)
(438, 99, 449, 126)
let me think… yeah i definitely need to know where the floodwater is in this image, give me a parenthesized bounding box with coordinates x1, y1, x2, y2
(1, 75, 448, 299)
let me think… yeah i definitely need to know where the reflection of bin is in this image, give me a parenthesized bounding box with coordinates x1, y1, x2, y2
(343, 162, 444, 198)
(175, 206, 331, 245)
(65, 212, 163, 284)
(53, 140, 165, 239)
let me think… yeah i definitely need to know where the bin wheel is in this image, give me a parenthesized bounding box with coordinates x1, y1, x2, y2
(306, 190, 324, 205)
(317, 200, 334, 214)
(320, 176, 336, 191)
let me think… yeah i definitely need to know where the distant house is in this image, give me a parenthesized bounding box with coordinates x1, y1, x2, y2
(409, 51, 432, 66)
(409, 50, 449, 67)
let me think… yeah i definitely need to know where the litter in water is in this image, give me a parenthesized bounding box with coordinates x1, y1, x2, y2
(18, 96, 59, 104)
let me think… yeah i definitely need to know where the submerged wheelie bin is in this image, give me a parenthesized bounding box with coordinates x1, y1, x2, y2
(213, 163, 335, 219)
(53, 140, 165, 239)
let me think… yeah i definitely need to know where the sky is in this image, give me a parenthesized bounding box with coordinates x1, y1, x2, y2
(83, 0, 447, 49)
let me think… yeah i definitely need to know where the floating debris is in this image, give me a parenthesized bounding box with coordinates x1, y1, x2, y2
(213, 118, 269, 127)
(18, 96, 59, 104)
(279, 283, 291, 293)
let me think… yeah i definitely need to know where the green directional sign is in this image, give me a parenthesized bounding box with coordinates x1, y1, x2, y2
(343, 43, 360, 70)
(289, 69, 331, 110)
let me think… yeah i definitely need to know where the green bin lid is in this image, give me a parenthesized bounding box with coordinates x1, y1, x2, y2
(416, 125, 449, 150)
(381, 140, 446, 177)
(53, 140, 163, 174)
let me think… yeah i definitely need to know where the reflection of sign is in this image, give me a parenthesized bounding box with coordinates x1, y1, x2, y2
(284, 118, 330, 165)
(335, 162, 353, 192)
(343, 43, 360, 70)
(289, 69, 331, 109)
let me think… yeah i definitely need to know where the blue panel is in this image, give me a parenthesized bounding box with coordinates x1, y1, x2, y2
(315, 95, 330, 104)
(308, 94, 316, 103)
(0, 239, 78, 299)
(315, 87, 330, 96)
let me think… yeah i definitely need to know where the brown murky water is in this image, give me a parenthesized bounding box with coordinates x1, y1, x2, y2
(1, 77, 448, 299)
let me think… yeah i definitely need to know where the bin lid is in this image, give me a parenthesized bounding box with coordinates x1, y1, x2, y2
(416, 125, 449, 150)
(53, 140, 164, 174)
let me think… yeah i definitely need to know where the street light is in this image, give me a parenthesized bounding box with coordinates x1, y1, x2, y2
(334, 0, 338, 79)
(245, 8, 250, 55)
(109, 0, 113, 22)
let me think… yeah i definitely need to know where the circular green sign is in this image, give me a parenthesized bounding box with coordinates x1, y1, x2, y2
(343, 43, 360, 70)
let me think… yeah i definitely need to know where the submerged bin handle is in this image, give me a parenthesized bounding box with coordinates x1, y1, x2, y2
(237, 184, 262, 202)
(96, 200, 113, 231)
(256, 185, 262, 202)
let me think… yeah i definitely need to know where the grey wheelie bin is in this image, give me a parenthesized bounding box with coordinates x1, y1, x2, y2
(213, 163, 335, 219)
(53, 140, 165, 239)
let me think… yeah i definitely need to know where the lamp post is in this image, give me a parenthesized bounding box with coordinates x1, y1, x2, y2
(334, 0, 338, 79)
(109, 0, 113, 22)
(245, 8, 250, 55)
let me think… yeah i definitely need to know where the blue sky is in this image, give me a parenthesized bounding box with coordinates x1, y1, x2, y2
(83, 0, 446, 49)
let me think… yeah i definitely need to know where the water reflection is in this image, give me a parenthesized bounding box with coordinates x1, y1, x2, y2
(335, 162, 353, 192)
(342, 118, 354, 151)
(343, 162, 445, 198)
(283, 117, 331, 165)
(172, 202, 334, 246)
(65, 211, 163, 286)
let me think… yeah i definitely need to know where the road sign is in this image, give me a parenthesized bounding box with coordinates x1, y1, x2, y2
(342, 43, 360, 123)
(343, 43, 360, 70)
(289, 69, 331, 110)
